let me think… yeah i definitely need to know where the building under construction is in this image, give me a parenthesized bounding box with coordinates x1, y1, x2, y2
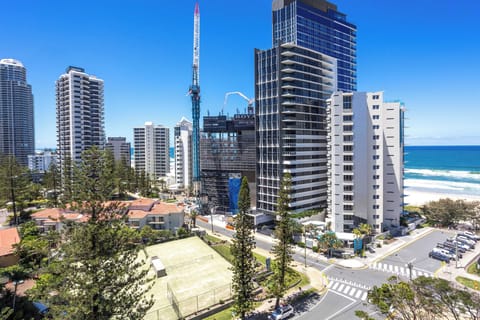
(201, 109, 256, 214)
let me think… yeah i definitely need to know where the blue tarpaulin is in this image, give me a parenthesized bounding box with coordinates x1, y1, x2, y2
(228, 177, 241, 214)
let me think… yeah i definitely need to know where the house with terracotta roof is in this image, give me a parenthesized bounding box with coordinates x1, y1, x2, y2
(0, 228, 20, 267)
(127, 202, 184, 232)
(31, 208, 86, 232)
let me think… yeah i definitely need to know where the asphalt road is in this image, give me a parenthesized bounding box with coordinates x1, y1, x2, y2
(378, 229, 455, 274)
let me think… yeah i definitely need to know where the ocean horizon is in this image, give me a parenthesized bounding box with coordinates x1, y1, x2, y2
(404, 145, 480, 199)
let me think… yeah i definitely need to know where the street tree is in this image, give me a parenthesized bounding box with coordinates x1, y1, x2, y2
(0, 155, 29, 225)
(44, 162, 61, 206)
(231, 176, 256, 320)
(422, 198, 475, 228)
(271, 173, 294, 308)
(32, 146, 153, 319)
(317, 232, 343, 257)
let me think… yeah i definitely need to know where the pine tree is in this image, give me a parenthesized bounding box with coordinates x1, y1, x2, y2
(32, 147, 153, 319)
(0, 155, 29, 225)
(271, 173, 294, 308)
(230, 176, 256, 320)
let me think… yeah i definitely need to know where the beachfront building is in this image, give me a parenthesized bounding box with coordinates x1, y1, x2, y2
(174, 117, 193, 190)
(255, 43, 337, 216)
(255, 0, 356, 217)
(0, 59, 35, 166)
(133, 122, 170, 179)
(56, 66, 105, 166)
(326, 91, 405, 233)
(106, 137, 131, 167)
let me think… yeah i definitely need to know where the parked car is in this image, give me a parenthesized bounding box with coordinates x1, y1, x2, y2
(429, 250, 450, 263)
(432, 247, 456, 260)
(456, 236, 475, 248)
(461, 231, 480, 241)
(436, 244, 463, 258)
(442, 242, 466, 253)
(446, 238, 472, 250)
(268, 304, 294, 320)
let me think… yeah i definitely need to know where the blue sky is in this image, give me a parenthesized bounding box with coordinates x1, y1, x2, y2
(2, 0, 479, 148)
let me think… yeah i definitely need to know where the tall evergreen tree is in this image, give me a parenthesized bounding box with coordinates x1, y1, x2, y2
(44, 162, 60, 207)
(32, 147, 153, 319)
(230, 176, 256, 320)
(0, 155, 29, 225)
(271, 173, 294, 308)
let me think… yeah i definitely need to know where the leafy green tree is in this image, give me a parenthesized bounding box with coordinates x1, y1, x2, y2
(231, 176, 256, 320)
(366, 276, 480, 320)
(32, 146, 153, 320)
(44, 162, 61, 206)
(271, 173, 294, 308)
(318, 232, 343, 257)
(1, 265, 28, 313)
(422, 198, 476, 228)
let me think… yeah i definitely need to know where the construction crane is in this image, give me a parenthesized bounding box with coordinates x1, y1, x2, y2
(189, 2, 201, 196)
(223, 91, 254, 115)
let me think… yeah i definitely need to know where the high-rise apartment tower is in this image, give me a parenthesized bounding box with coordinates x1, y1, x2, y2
(0, 59, 35, 166)
(326, 92, 405, 233)
(56, 66, 105, 166)
(106, 137, 131, 167)
(133, 122, 170, 179)
(174, 117, 193, 190)
(272, 0, 357, 92)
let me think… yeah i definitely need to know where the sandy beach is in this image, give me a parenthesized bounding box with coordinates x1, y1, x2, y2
(404, 189, 480, 206)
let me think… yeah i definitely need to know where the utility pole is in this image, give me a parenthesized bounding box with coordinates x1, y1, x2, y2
(304, 227, 307, 268)
(407, 262, 413, 281)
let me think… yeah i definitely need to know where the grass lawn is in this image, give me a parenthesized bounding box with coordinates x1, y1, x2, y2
(456, 276, 480, 291)
(467, 262, 480, 276)
(204, 303, 261, 320)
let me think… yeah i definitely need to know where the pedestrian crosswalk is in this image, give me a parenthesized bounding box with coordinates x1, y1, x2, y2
(326, 277, 370, 301)
(369, 262, 433, 279)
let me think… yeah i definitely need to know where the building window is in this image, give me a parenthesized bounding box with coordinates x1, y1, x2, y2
(373, 105, 380, 110)
(344, 145, 353, 152)
(373, 145, 380, 150)
(373, 195, 380, 199)
(373, 175, 380, 179)
(344, 195, 353, 201)
(373, 185, 380, 190)
(344, 204, 353, 211)
(373, 125, 380, 130)
(373, 205, 380, 209)
(344, 175, 353, 181)
(373, 115, 380, 120)
(373, 165, 380, 170)
(344, 155, 353, 161)
(343, 125, 353, 132)
(344, 165, 353, 172)
(343, 115, 353, 121)
(373, 135, 380, 140)
(373, 155, 380, 160)
(344, 185, 353, 191)
(373, 95, 380, 100)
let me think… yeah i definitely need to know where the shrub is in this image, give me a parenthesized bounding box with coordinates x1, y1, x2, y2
(297, 242, 306, 248)
(312, 246, 318, 253)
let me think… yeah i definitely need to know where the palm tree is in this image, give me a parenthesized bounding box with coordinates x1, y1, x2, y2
(190, 209, 198, 229)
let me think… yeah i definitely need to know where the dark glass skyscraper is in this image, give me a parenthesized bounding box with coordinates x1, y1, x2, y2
(272, 0, 357, 92)
(0, 59, 35, 166)
(255, 0, 356, 216)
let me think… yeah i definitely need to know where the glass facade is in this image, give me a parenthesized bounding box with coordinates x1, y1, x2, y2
(272, 0, 357, 92)
(255, 44, 336, 214)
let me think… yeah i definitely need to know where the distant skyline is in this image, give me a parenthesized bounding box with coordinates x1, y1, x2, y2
(1, 0, 479, 148)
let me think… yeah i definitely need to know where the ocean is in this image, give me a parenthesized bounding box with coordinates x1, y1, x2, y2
(404, 146, 480, 198)
(169, 145, 480, 198)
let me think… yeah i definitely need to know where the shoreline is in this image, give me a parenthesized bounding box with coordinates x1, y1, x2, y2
(404, 189, 480, 206)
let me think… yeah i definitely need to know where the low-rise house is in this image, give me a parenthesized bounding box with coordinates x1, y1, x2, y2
(0, 228, 20, 267)
(127, 201, 184, 232)
(31, 208, 86, 232)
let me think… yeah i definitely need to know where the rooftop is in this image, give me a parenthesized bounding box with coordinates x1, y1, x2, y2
(0, 228, 20, 256)
(0, 58, 24, 67)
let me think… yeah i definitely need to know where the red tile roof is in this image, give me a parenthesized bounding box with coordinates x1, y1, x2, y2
(150, 202, 183, 215)
(128, 210, 148, 219)
(0, 228, 20, 256)
(31, 208, 65, 220)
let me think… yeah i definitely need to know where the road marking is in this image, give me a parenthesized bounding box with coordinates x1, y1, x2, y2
(327, 281, 333, 288)
(389, 264, 393, 272)
(325, 291, 357, 320)
(342, 285, 351, 294)
(332, 282, 339, 290)
(394, 265, 399, 273)
(349, 287, 357, 296)
(338, 284, 345, 292)
(361, 292, 368, 301)
(355, 290, 362, 299)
